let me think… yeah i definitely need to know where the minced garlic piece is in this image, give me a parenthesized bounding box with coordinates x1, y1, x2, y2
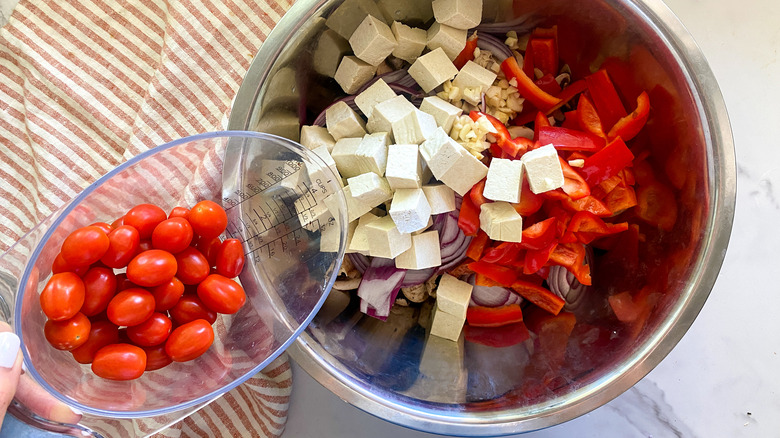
(568, 159, 585, 168)
(448, 114, 495, 160)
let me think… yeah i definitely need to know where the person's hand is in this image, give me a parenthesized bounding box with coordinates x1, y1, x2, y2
(0, 322, 81, 430)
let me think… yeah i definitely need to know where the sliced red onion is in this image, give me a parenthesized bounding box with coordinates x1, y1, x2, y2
(467, 274, 523, 307)
(548, 246, 594, 311)
(357, 257, 406, 312)
(474, 31, 513, 61)
(347, 253, 370, 273)
(475, 15, 538, 35)
(355, 70, 410, 94)
(312, 96, 360, 127)
(400, 267, 436, 287)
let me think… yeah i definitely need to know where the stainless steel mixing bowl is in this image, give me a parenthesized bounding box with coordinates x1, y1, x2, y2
(228, 0, 736, 434)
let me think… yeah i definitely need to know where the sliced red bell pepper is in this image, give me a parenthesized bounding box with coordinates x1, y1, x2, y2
(519, 217, 557, 250)
(548, 243, 591, 286)
(511, 179, 544, 216)
(534, 73, 561, 96)
(537, 126, 606, 152)
(468, 261, 520, 286)
(533, 111, 550, 142)
(469, 178, 490, 207)
(510, 280, 564, 315)
(560, 110, 580, 130)
(453, 32, 478, 70)
(457, 195, 481, 237)
(559, 156, 591, 200)
(529, 38, 558, 77)
(636, 179, 677, 231)
(523, 240, 557, 275)
(474, 272, 503, 287)
(467, 304, 524, 327)
(585, 69, 627, 131)
(579, 136, 635, 186)
(603, 182, 637, 214)
(607, 91, 650, 141)
(470, 111, 532, 158)
(511, 79, 587, 126)
(561, 211, 628, 245)
(464, 321, 530, 347)
(562, 195, 612, 217)
(501, 56, 562, 111)
(466, 229, 490, 261)
(576, 94, 606, 139)
(480, 241, 522, 265)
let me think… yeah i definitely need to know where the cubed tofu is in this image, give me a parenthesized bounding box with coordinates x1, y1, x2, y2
(390, 21, 427, 63)
(432, 0, 483, 30)
(300, 125, 337, 152)
(331, 137, 364, 178)
(326, 101, 366, 141)
(521, 143, 564, 194)
(378, 0, 434, 24)
(479, 201, 524, 242)
(408, 48, 459, 93)
(452, 61, 498, 105)
(347, 172, 393, 206)
(422, 183, 456, 214)
(389, 188, 432, 234)
(334, 56, 378, 94)
(412, 216, 434, 235)
(441, 150, 489, 196)
(395, 231, 442, 270)
(350, 15, 398, 66)
(483, 158, 524, 203)
(313, 29, 352, 78)
(365, 215, 412, 258)
(392, 109, 438, 145)
(436, 273, 473, 319)
(356, 132, 391, 175)
(426, 22, 467, 61)
(354, 79, 396, 118)
(325, 0, 387, 40)
(308, 145, 342, 187)
(343, 185, 376, 222)
(421, 128, 489, 196)
(385, 144, 422, 189)
(430, 305, 465, 342)
(347, 212, 380, 254)
(319, 213, 341, 253)
(367, 95, 417, 134)
(419, 96, 463, 133)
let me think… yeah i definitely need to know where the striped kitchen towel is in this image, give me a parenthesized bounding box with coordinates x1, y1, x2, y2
(0, 0, 295, 436)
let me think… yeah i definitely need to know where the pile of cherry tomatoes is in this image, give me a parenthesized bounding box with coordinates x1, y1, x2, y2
(40, 200, 246, 381)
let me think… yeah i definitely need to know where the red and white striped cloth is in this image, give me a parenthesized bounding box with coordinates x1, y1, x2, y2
(0, 0, 295, 436)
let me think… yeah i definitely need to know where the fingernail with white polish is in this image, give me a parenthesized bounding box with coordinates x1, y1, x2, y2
(0, 332, 21, 369)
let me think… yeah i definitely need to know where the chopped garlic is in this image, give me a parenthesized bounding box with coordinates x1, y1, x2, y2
(568, 159, 585, 168)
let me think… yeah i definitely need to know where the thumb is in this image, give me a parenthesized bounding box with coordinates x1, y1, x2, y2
(0, 328, 23, 431)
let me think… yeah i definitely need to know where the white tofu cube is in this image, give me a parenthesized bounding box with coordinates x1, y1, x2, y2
(420, 96, 463, 133)
(408, 48, 459, 93)
(439, 148, 489, 196)
(422, 183, 456, 214)
(308, 145, 342, 187)
(334, 56, 378, 94)
(354, 79, 396, 118)
(483, 158, 524, 203)
(347, 172, 393, 207)
(326, 102, 366, 141)
(391, 21, 427, 63)
(313, 29, 351, 78)
(395, 231, 441, 270)
(436, 273, 473, 319)
(300, 125, 336, 152)
(392, 109, 438, 145)
(356, 132, 391, 176)
(331, 137, 363, 178)
(343, 185, 376, 222)
(367, 95, 417, 134)
(325, 0, 387, 40)
(365, 215, 412, 258)
(452, 61, 498, 105)
(319, 214, 341, 253)
(389, 188, 432, 234)
(350, 15, 398, 66)
(479, 201, 524, 242)
(432, 0, 483, 30)
(426, 22, 467, 61)
(385, 144, 422, 189)
(430, 305, 465, 342)
(412, 216, 434, 235)
(421, 128, 489, 196)
(521, 143, 564, 194)
(348, 212, 380, 254)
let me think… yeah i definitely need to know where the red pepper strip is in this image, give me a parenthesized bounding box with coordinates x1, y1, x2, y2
(453, 33, 478, 70)
(561, 211, 628, 245)
(501, 56, 561, 112)
(467, 304, 524, 328)
(511, 179, 544, 216)
(563, 195, 613, 217)
(636, 180, 678, 231)
(548, 243, 591, 286)
(534, 73, 561, 96)
(469, 178, 490, 207)
(533, 111, 550, 142)
(577, 94, 606, 139)
(489, 143, 505, 158)
(603, 182, 637, 214)
(466, 229, 490, 261)
(519, 217, 557, 250)
(475, 272, 503, 287)
(510, 280, 564, 315)
(559, 156, 591, 200)
(537, 126, 606, 152)
(457, 195, 481, 237)
(468, 261, 519, 287)
(480, 241, 522, 265)
(560, 110, 580, 130)
(580, 137, 635, 187)
(522, 38, 535, 77)
(529, 38, 558, 77)
(523, 240, 557, 275)
(585, 69, 627, 132)
(470, 111, 532, 158)
(607, 91, 650, 141)
(511, 79, 588, 126)
(464, 322, 530, 348)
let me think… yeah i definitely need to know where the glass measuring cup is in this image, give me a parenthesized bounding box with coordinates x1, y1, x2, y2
(0, 131, 347, 420)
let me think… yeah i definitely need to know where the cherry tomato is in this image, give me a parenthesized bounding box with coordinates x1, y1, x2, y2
(174, 247, 210, 285)
(70, 320, 120, 364)
(151, 277, 185, 312)
(196, 274, 246, 314)
(80, 267, 117, 316)
(151, 217, 193, 254)
(215, 239, 245, 278)
(195, 236, 222, 267)
(188, 200, 227, 239)
(123, 204, 167, 239)
(92, 343, 147, 380)
(44, 313, 91, 351)
(106, 288, 155, 327)
(137, 239, 153, 253)
(115, 273, 138, 292)
(40, 272, 85, 321)
(51, 253, 89, 276)
(169, 295, 217, 325)
(126, 249, 177, 287)
(127, 312, 172, 347)
(61, 226, 110, 267)
(165, 319, 214, 362)
(168, 206, 190, 219)
(90, 222, 113, 235)
(143, 344, 173, 371)
(101, 225, 141, 268)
